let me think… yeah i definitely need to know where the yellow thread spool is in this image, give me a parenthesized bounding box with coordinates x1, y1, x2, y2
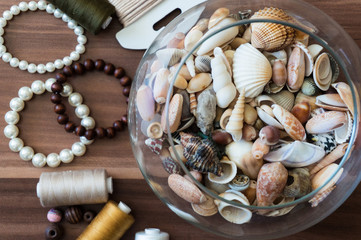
(77, 200, 135, 240)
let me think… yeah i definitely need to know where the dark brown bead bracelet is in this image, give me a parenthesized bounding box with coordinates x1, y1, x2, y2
(50, 59, 131, 140)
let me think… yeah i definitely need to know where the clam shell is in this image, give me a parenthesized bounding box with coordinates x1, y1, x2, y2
(315, 94, 348, 112)
(263, 50, 287, 66)
(156, 48, 187, 67)
(186, 73, 212, 93)
(332, 82, 355, 117)
(169, 144, 187, 163)
(255, 95, 276, 107)
(272, 60, 287, 87)
(308, 132, 337, 154)
(225, 88, 245, 141)
(233, 43, 272, 98)
(269, 90, 295, 112)
(287, 47, 305, 92)
(208, 8, 230, 29)
(334, 111, 352, 144)
(146, 122, 163, 139)
(162, 157, 184, 175)
(196, 88, 217, 135)
(256, 106, 284, 129)
(191, 194, 218, 216)
(301, 77, 319, 96)
(228, 174, 250, 191)
(220, 108, 233, 129)
(252, 138, 270, 160)
(305, 111, 347, 134)
(308, 44, 323, 60)
(185, 29, 203, 52)
(168, 174, 206, 204)
(208, 160, 237, 184)
(259, 125, 280, 145)
(195, 55, 212, 73)
(311, 163, 343, 193)
(283, 168, 311, 198)
(136, 85, 155, 121)
(153, 68, 171, 104)
(313, 53, 332, 91)
(244, 104, 258, 125)
(293, 41, 314, 77)
(161, 93, 183, 133)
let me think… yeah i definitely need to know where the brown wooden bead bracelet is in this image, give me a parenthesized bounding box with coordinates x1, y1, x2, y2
(50, 59, 131, 140)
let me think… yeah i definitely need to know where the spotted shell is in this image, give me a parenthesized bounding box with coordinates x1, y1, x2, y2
(283, 168, 311, 198)
(308, 133, 337, 154)
(145, 138, 164, 155)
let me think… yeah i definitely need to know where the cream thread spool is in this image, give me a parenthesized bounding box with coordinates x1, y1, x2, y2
(37, 169, 113, 207)
(77, 200, 135, 240)
(135, 228, 170, 240)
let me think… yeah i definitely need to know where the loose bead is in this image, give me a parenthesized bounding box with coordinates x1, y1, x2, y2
(59, 149, 74, 163)
(71, 142, 86, 156)
(9, 138, 24, 152)
(54, 103, 66, 114)
(84, 129, 95, 140)
(56, 72, 67, 83)
(9, 57, 19, 67)
(83, 211, 95, 223)
(104, 63, 115, 75)
(68, 92, 83, 107)
(47, 153, 61, 168)
(95, 127, 106, 138)
(123, 86, 131, 97)
(60, 83, 73, 97)
(18, 86, 33, 101)
(57, 114, 69, 125)
(64, 206, 82, 224)
(4, 111, 19, 124)
(50, 93, 62, 104)
(10, 97, 24, 112)
(37, 64, 46, 74)
(4, 124, 19, 139)
(75, 125, 86, 136)
(19, 146, 34, 161)
(114, 67, 125, 78)
(27, 63, 37, 73)
(121, 115, 128, 125)
(94, 59, 105, 70)
(80, 136, 94, 145)
(32, 153, 46, 167)
(46, 62, 55, 72)
(28, 1, 38, 11)
(62, 66, 74, 77)
(19, 60, 28, 70)
(106, 127, 115, 138)
(51, 82, 63, 94)
(45, 224, 62, 240)
(120, 76, 131, 86)
(45, 78, 56, 92)
(54, 59, 64, 69)
(31, 80, 45, 95)
(81, 116, 95, 129)
(19, 2, 29, 12)
(73, 62, 85, 74)
(75, 104, 90, 118)
(63, 56, 72, 66)
(113, 120, 124, 131)
(47, 209, 62, 223)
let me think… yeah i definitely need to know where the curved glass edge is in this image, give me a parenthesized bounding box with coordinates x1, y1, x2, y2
(166, 18, 360, 210)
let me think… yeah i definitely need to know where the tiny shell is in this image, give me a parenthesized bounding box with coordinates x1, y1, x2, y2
(169, 144, 187, 163)
(334, 111, 352, 144)
(228, 174, 250, 191)
(295, 92, 317, 111)
(230, 37, 248, 49)
(301, 77, 319, 96)
(242, 124, 257, 141)
(191, 194, 218, 216)
(225, 89, 245, 141)
(212, 129, 233, 146)
(189, 93, 197, 116)
(162, 157, 184, 175)
(283, 168, 311, 198)
(186, 73, 212, 93)
(145, 138, 163, 155)
(220, 108, 233, 129)
(196, 88, 217, 135)
(208, 8, 230, 29)
(252, 138, 270, 160)
(136, 85, 155, 121)
(311, 163, 343, 193)
(156, 48, 186, 67)
(308, 132, 337, 154)
(313, 53, 332, 91)
(269, 90, 295, 112)
(161, 94, 183, 133)
(287, 47, 305, 92)
(272, 60, 287, 87)
(244, 104, 258, 125)
(170, 63, 192, 80)
(167, 32, 185, 49)
(185, 29, 203, 52)
(208, 160, 237, 184)
(153, 68, 170, 104)
(259, 126, 280, 145)
(305, 111, 347, 134)
(291, 102, 311, 125)
(168, 71, 188, 89)
(168, 174, 206, 203)
(146, 122, 163, 139)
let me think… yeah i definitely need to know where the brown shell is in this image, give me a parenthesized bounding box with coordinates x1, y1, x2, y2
(168, 174, 206, 204)
(161, 94, 183, 133)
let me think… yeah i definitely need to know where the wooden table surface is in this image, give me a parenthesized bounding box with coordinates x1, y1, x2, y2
(0, 0, 360, 239)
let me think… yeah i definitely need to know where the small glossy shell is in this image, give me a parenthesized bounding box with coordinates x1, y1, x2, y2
(169, 144, 187, 163)
(153, 68, 170, 104)
(269, 90, 295, 112)
(136, 85, 155, 121)
(305, 111, 347, 134)
(259, 126, 280, 145)
(301, 77, 319, 96)
(161, 94, 183, 133)
(283, 168, 312, 198)
(170, 63, 192, 80)
(293, 41, 314, 77)
(145, 138, 163, 155)
(313, 53, 332, 91)
(244, 104, 258, 125)
(146, 122, 163, 139)
(228, 174, 250, 191)
(212, 129, 233, 146)
(191, 194, 218, 216)
(196, 88, 217, 135)
(208, 160, 237, 184)
(311, 163, 343, 193)
(220, 108, 233, 129)
(162, 157, 184, 175)
(195, 55, 212, 73)
(186, 73, 212, 93)
(185, 29, 203, 52)
(208, 8, 230, 29)
(156, 48, 187, 67)
(291, 102, 311, 125)
(252, 138, 270, 160)
(168, 174, 206, 203)
(242, 124, 257, 141)
(287, 47, 305, 92)
(332, 82, 355, 116)
(226, 89, 245, 141)
(272, 60, 287, 87)
(168, 71, 188, 89)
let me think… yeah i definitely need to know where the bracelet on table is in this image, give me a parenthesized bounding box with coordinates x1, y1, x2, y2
(4, 78, 93, 168)
(50, 59, 131, 140)
(0, 0, 87, 74)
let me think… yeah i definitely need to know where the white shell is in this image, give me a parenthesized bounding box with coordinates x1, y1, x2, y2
(185, 29, 203, 52)
(308, 44, 323, 60)
(334, 111, 352, 144)
(195, 55, 212, 73)
(156, 48, 187, 67)
(256, 107, 284, 129)
(263, 50, 287, 66)
(313, 53, 332, 91)
(208, 160, 237, 184)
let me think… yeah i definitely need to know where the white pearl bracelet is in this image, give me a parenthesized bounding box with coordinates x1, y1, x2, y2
(4, 78, 94, 168)
(0, 1, 87, 74)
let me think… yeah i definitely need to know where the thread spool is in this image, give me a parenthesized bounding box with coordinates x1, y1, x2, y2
(47, 0, 115, 34)
(37, 169, 113, 207)
(77, 200, 135, 240)
(135, 228, 169, 240)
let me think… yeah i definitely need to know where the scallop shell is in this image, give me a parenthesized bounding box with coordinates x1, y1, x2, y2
(185, 29, 203, 52)
(252, 138, 270, 160)
(264, 140, 325, 167)
(305, 111, 347, 134)
(315, 94, 348, 112)
(287, 47, 305, 92)
(146, 122, 163, 139)
(136, 85, 155, 121)
(189, 93, 197, 116)
(308, 132, 337, 154)
(191, 194, 218, 216)
(162, 157, 184, 175)
(228, 174, 250, 191)
(186, 73, 212, 93)
(301, 77, 319, 96)
(208, 160, 237, 184)
(156, 48, 187, 67)
(332, 82, 355, 117)
(233, 43, 272, 98)
(168, 174, 206, 204)
(311, 163, 343, 193)
(196, 88, 217, 135)
(161, 93, 183, 133)
(153, 68, 171, 104)
(283, 168, 312, 198)
(313, 53, 332, 91)
(334, 111, 352, 144)
(145, 138, 164, 155)
(308, 44, 323, 59)
(269, 90, 295, 112)
(208, 8, 230, 29)
(293, 41, 314, 77)
(225, 89, 245, 141)
(195, 55, 212, 73)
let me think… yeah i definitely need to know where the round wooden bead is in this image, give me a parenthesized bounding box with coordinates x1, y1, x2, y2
(50, 93, 62, 104)
(84, 129, 95, 140)
(45, 224, 63, 240)
(63, 66, 74, 77)
(54, 103, 65, 114)
(51, 82, 63, 94)
(121, 115, 128, 125)
(47, 209, 62, 223)
(94, 59, 105, 71)
(106, 127, 115, 138)
(64, 206, 82, 224)
(120, 76, 131, 86)
(114, 67, 125, 78)
(57, 114, 69, 125)
(113, 120, 123, 131)
(104, 63, 115, 75)
(64, 122, 76, 132)
(55, 73, 67, 84)
(75, 125, 86, 136)
(83, 211, 95, 223)
(73, 62, 85, 75)
(123, 86, 131, 97)
(83, 59, 94, 70)
(95, 127, 106, 138)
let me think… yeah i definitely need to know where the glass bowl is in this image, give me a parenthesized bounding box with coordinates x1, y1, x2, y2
(129, 0, 361, 239)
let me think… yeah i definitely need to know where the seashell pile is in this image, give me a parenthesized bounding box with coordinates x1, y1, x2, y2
(135, 7, 357, 225)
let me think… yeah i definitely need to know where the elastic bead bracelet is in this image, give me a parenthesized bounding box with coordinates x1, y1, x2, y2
(0, 1, 87, 74)
(4, 78, 93, 168)
(50, 59, 131, 140)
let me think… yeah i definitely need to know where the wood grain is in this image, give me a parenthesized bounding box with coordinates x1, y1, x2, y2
(0, 0, 360, 239)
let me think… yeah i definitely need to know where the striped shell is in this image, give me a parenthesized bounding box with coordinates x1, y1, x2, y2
(301, 78, 319, 96)
(313, 53, 332, 91)
(269, 90, 295, 112)
(145, 138, 164, 155)
(162, 157, 184, 175)
(195, 55, 212, 73)
(226, 88, 245, 141)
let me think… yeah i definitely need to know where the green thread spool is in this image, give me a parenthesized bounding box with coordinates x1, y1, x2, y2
(47, 0, 115, 34)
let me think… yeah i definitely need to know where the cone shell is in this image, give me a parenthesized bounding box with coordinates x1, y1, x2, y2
(208, 8, 230, 29)
(136, 85, 155, 121)
(186, 73, 212, 93)
(305, 111, 347, 134)
(168, 174, 206, 204)
(283, 168, 311, 198)
(287, 47, 305, 92)
(191, 194, 218, 216)
(311, 163, 343, 193)
(225, 89, 245, 141)
(269, 90, 295, 112)
(313, 53, 332, 91)
(153, 68, 171, 104)
(185, 29, 203, 52)
(208, 160, 237, 184)
(233, 43, 272, 98)
(332, 82, 355, 116)
(161, 93, 183, 133)
(145, 138, 163, 155)
(308, 132, 337, 154)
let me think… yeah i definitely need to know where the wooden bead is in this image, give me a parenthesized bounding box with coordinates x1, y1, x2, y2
(64, 206, 82, 224)
(64, 122, 76, 132)
(114, 67, 125, 78)
(106, 127, 115, 138)
(121, 115, 128, 125)
(50, 93, 62, 104)
(113, 120, 123, 131)
(54, 103, 66, 114)
(104, 63, 115, 75)
(45, 224, 63, 240)
(95, 127, 106, 138)
(75, 125, 86, 136)
(83, 211, 95, 223)
(83, 59, 95, 70)
(84, 129, 95, 140)
(94, 59, 105, 71)
(57, 114, 69, 125)
(123, 86, 131, 97)
(73, 63, 85, 75)
(55, 73, 67, 84)
(120, 76, 131, 86)
(51, 82, 63, 94)
(63, 66, 74, 77)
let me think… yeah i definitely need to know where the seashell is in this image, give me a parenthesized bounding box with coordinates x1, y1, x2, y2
(293, 41, 314, 77)
(146, 122, 163, 139)
(334, 111, 352, 144)
(215, 190, 252, 224)
(242, 124, 257, 141)
(228, 174, 250, 191)
(184, 170, 203, 183)
(259, 196, 296, 216)
(260, 105, 274, 117)
(313, 53, 332, 91)
(233, 43, 272, 98)
(177, 90, 192, 121)
(186, 73, 212, 93)
(167, 32, 185, 49)
(264, 81, 284, 94)
(244, 104, 258, 125)
(145, 138, 164, 155)
(212, 129, 233, 146)
(250, 7, 295, 51)
(291, 102, 311, 124)
(256, 106, 284, 129)
(287, 47, 305, 92)
(220, 108, 233, 129)
(256, 162, 288, 207)
(295, 92, 317, 111)
(191, 194, 218, 216)
(197, 18, 239, 56)
(170, 63, 192, 80)
(162, 157, 184, 175)
(311, 163, 343, 193)
(242, 26, 252, 42)
(156, 48, 187, 67)
(136, 85, 155, 121)
(208, 160, 237, 184)
(243, 180, 257, 204)
(264, 141, 325, 167)
(169, 144, 187, 163)
(191, 18, 209, 33)
(254, 118, 264, 131)
(269, 90, 295, 112)
(252, 138, 270, 160)
(259, 126, 280, 145)
(224, 50, 235, 66)
(161, 93, 183, 133)
(225, 89, 245, 141)
(263, 50, 287, 66)
(308, 44, 323, 60)
(272, 60, 287, 87)
(301, 77, 319, 96)
(208, 8, 230, 29)
(189, 93, 197, 116)
(308, 132, 337, 154)
(153, 68, 171, 104)
(272, 104, 306, 141)
(185, 29, 203, 52)
(150, 60, 163, 73)
(283, 168, 312, 198)
(305, 111, 347, 134)
(168, 71, 187, 89)
(168, 174, 206, 204)
(230, 37, 248, 49)
(225, 140, 263, 180)
(180, 133, 222, 176)
(205, 177, 230, 194)
(195, 55, 212, 73)
(309, 185, 336, 207)
(214, 47, 232, 77)
(196, 88, 217, 135)
(184, 54, 196, 78)
(255, 95, 276, 107)
(216, 84, 237, 109)
(327, 53, 339, 83)
(177, 117, 195, 132)
(332, 82, 355, 116)
(315, 93, 348, 112)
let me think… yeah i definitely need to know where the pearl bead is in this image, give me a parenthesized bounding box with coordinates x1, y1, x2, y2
(4, 111, 19, 124)
(0, 18, 7, 28)
(19, 146, 34, 161)
(70, 51, 80, 61)
(10, 97, 24, 112)
(80, 136, 94, 145)
(31, 80, 45, 95)
(47, 153, 61, 167)
(28, 1, 38, 11)
(75, 104, 90, 118)
(81, 116, 95, 129)
(74, 26, 84, 36)
(36, 64, 46, 74)
(53, 9, 63, 18)
(10, 57, 20, 67)
(61, 14, 70, 23)
(68, 92, 83, 107)
(10, 6, 20, 15)
(45, 78, 56, 92)
(9, 138, 24, 152)
(0, 37, 3, 44)
(2, 52, 12, 62)
(54, 59, 64, 69)
(77, 35, 87, 44)
(46, 4, 55, 14)
(45, 62, 55, 72)
(63, 56, 72, 66)
(0, 28, 4, 36)
(18, 60, 28, 70)
(3, 10, 13, 20)
(18, 2, 28, 12)
(72, 142, 86, 157)
(27, 63, 37, 73)
(32, 153, 46, 168)
(59, 149, 74, 163)
(0, 45, 6, 57)
(68, 20, 77, 29)
(75, 44, 85, 54)
(60, 83, 73, 97)
(37, 0, 47, 10)
(18, 86, 33, 101)
(4, 124, 19, 139)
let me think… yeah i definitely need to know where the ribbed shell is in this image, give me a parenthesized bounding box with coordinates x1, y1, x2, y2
(269, 90, 295, 112)
(226, 88, 245, 141)
(195, 55, 212, 73)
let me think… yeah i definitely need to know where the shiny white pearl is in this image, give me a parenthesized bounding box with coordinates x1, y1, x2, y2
(59, 149, 74, 163)
(4, 124, 19, 139)
(27, 63, 37, 73)
(37, 0, 47, 10)
(10, 6, 20, 15)
(28, 1, 38, 11)
(0, 37, 3, 44)
(75, 44, 85, 54)
(4, 111, 19, 124)
(45, 62, 55, 72)
(2, 52, 12, 63)
(68, 20, 77, 29)
(0, 18, 7, 28)
(72, 142, 86, 157)
(0, 45, 6, 57)
(45, 78, 56, 92)
(0, 28, 4, 36)
(10, 97, 24, 112)
(18, 86, 33, 101)
(53, 9, 63, 18)
(18, 2, 28, 12)
(80, 136, 94, 145)
(10, 57, 20, 68)
(70, 51, 80, 61)
(18, 60, 28, 70)
(68, 92, 83, 107)
(77, 35, 87, 44)
(36, 64, 46, 74)
(32, 153, 46, 168)
(60, 83, 73, 97)
(54, 59, 64, 69)
(19, 146, 34, 161)
(74, 26, 84, 36)
(81, 116, 95, 129)
(3, 10, 13, 20)
(9, 138, 24, 152)
(61, 14, 70, 23)
(75, 104, 90, 118)
(62, 56, 72, 66)
(46, 4, 55, 14)
(31, 80, 45, 95)
(46, 153, 61, 167)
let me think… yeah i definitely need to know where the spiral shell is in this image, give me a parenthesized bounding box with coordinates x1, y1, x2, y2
(225, 88, 245, 141)
(162, 157, 184, 175)
(252, 138, 270, 160)
(189, 93, 197, 116)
